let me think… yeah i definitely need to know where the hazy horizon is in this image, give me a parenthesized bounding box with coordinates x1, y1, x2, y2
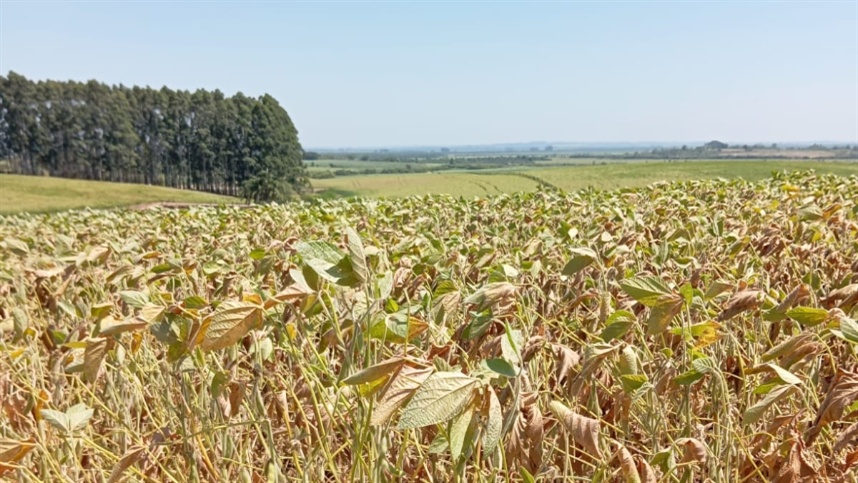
(2, 2, 856, 148)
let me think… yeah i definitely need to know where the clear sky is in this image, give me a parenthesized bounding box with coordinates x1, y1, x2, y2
(1, 1, 856, 148)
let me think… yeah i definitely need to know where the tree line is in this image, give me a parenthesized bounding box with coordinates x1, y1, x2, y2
(0, 72, 308, 201)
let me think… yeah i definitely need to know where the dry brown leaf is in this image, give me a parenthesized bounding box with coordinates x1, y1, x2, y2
(107, 445, 146, 483)
(552, 343, 580, 385)
(521, 336, 546, 362)
(636, 454, 658, 483)
(834, 422, 858, 452)
(773, 437, 818, 483)
(807, 370, 858, 443)
(845, 449, 858, 472)
(822, 284, 858, 308)
(676, 437, 707, 465)
(548, 400, 602, 458)
(773, 284, 811, 313)
(0, 437, 36, 477)
(370, 364, 433, 426)
(83, 337, 110, 383)
(506, 392, 543, 474)
(615, 444, 641, 483)
(718, 289, 763, 321)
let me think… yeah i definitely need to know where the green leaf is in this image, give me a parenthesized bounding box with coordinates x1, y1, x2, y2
(485, 358, 518, 378)
(369, 314, 428, 344)
(753, 381, 780, 395)
(428, 433, 449, 454)
(483, 388, 503, 453)
(11, 307, 28, 341)
(840, 316, 858, 343)
(119, 291, 149, 309)
(463, 310, 493, 340)
(397, 372, 479, 429)
(618, 345, 639, 375)
(150, 262, 176, 274)
(434, 279, 458, 297)
(673, 369, 706, 386)
(679, 283, 694, 307)
(4, 238, 29, 255)
(296, 240, 344, 265)
(562, 247, 598, 276)
(501, 327, 524, 369)
(743, 384, 797, 426)
(211, 371, 231, 398)
(296, 241, 353, 285)
(600, 310, 636, 342)
(249, 248, 267, 261)
(67, 403, 94, 432)
(183, 296, 208, 310)
(765, 363, 802, 386)
(620, 277, 672, 306)
(620, 374, 649, 393)
(448, 403, 475, 462)
(90, 302, 112, 320)
(704, 280, 733, 300)
(646, 294, 684, 336)
(342, 357, 405, 386)
(40, 409, 70, 433)
(786, 307, 829, 327)
(251, 337, 274, 362)
(519, 467, 536, 483)
(41, 403, 94, 434)
(346, 227, 368, 285)
(200, 301, 263, 352)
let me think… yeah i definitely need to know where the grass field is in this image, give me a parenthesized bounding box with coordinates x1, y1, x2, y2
(305, 159, 444, 174)
(311, 171, 543, 197)
(0, 174, 237, 214)
(313, 160, 858, 197)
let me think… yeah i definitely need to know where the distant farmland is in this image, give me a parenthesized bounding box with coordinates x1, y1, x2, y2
(312, 160, 858, 198)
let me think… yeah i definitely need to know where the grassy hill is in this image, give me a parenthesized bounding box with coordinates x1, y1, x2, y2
(0, 174, 238, 214)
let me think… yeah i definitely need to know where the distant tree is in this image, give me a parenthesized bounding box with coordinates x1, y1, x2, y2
(360, 155, 369, 161)
(545, 145, 553, 151)
(0, 71, 307, 201)
(704, 140, 728, 150)
(440, 147, 450, 153)
(303, 151, 321, 160)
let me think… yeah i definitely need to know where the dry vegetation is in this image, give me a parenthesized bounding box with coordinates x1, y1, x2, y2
(1, 170, 858, 482)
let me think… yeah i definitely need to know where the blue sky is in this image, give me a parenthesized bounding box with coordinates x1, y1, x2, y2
(1, 1, 856, 148)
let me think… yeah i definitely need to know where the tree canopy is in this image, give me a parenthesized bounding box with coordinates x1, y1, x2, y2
(0, 72, 308, 201)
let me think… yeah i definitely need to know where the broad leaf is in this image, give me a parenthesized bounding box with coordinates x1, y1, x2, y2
(742, 384, 797, 426)
(200, 301, 263, 352)
(371, 365, 433, 426)
(786, 307, 829, 327)
(397, 372, 479, 429)
(562, 247, 598, 276)
(620, 277, 672, 306)
(119, 291, 149, 309)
